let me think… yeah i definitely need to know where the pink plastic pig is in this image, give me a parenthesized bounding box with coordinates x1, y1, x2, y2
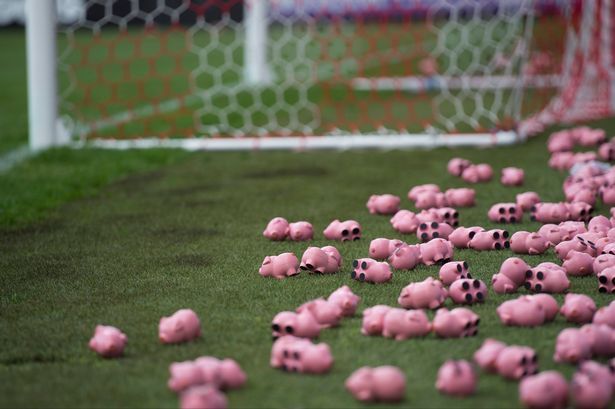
(327, 285, 360, 317)
(528, 294, 559, 322)
(531, 202, 570, 223)
(548, 129, 575, 152)
(601, 184, 615, 206)
(296, 299, 343, 329)
(554, 328, 593, 363)
(418, 238, 454, 265)
(270, 335, 333, 374)
(524, 263, 570, 293)
(559, 221, 587, 239)
(562, 250, 594, 276)
(556, 239, 594, 261)
(416, 221, 454, 242)
(369, 238, 404, 259)
(366, 194, 401, 215)
(593, 301, 615, 328)
(519, 371, 568, 409)
(436, 360, 476, 396)
(469, 229, 510, 250)
(169, 357, 246, 392)
(599, 141, 615, 161)
(444, 188, 475, 207)
(432, 308, 479, 338)
(288, 221, 313, 241)
(300, 246, 341, 274)
(408, 184, 440, 201)
(447, 158, 472, 177)
(351, 258, 392, 283)
(560, 293, 597, 324)
(476, 163, 494, 181)
(439, 261, 471, 286)
(488, 203, 523, 223)
(572, 364, 613, 409)
(168, 361, 202, 392)
(497, 296, 546, 327)
(578, 361, 615, 389)
(496, 345, 539, 379)
(575, 127, 606, 146)
(323, 219, 361, 241)
(593, 254, 615, 275)
(549, 152, 575, 170)
(567, 201, 594, 222)
(414, 191, 448, 209)
(517, 192, 541, 212)
(449, 278, 487, 305)
(588, 215, 612, 235)
(598, 266, 615, 293)
(382, 308, 431, 340)
(345, 366, 406, 402)
(462, 164, 493, 183)
(259, 252, 300, 279)
(271, 310, 320, 340)
(510, 231, 549, 255)
(461, 165, 482, 183)
(492, 257, 531, 294)
(398, 277, 448, 309)
(388, 244, 421, 270)
(194, 357, 246, 390)
(361, 305, 393, 336)
(580, 324, 615, 357)
(263, 217, 289, 241)
(159, 309, 201, 344)
(449, 226, 484, 249)
(473, 339, 507, 373)
(436, 207, 461, 225)
(501, 167, 525, 186)
(89, 325, 127, 358)
(180, 386, 227, 409)
(390, 210, 420, 234)
(538, 224, 566, 245)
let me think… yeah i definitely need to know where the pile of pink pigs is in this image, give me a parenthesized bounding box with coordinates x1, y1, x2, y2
(88, 125, 615, 409)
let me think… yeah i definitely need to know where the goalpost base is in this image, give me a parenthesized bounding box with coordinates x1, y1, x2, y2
(76, 131, 522, 152)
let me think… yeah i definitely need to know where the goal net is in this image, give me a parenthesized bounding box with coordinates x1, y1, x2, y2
(45, 0, 605, 149)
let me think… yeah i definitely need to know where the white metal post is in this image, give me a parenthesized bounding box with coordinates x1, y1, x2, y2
(244, 0, 271, 85)
(26, 0, 58, 150)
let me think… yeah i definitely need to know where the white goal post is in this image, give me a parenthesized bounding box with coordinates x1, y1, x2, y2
(22, 0, 615, 151)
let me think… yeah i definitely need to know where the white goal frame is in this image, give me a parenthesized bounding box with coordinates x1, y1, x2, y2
(25, 0, 581, 151)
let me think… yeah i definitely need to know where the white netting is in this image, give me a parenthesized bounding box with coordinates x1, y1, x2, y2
(56, 0, 571, 140)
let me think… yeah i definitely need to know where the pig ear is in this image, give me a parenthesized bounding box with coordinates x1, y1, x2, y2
(174, 321, 184, 332)
(262, 256, 272, 265)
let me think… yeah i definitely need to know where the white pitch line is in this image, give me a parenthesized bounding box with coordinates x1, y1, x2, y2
(0, 145, 34, 173)
(77, 94, 203, 135)
(351, 74, 562, 92)
(74, 131, 521, 151)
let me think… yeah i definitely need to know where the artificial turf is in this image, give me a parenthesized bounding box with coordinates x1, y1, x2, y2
(2, 131, 615, 408)
(2, 26, 615, 409)
(0, 28, 28, 154)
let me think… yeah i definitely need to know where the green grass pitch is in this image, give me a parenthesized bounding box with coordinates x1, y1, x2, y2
(1, 27, 615, 408)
